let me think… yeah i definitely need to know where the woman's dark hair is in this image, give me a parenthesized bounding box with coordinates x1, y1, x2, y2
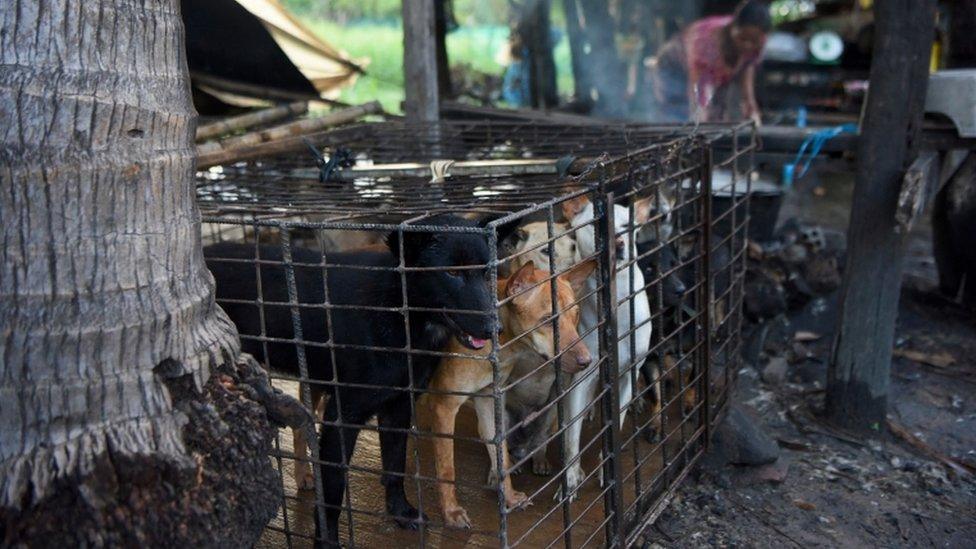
(733, 0, 772, 32)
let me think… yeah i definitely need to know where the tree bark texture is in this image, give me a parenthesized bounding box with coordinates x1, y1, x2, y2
(825, 0, 937, 431)
(0, 1, 299, 544)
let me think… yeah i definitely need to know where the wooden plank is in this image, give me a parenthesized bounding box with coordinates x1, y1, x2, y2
(293, 157, 597, 181)
(190, 71, 343, 105)
(440, 101, 609, 125)
(895, 151, 939, 232)
(196, 101, 308, 142)
(196, 102, 383, 168)
(896, 149, 972, 233)
(826, 0, 938, 432)
(402, 0, 440, 121)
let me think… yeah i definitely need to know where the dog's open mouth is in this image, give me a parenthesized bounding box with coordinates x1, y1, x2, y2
(441, 313, 488, 350)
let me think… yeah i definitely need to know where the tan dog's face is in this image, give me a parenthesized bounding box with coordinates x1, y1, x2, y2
(502, 260, 597, 374)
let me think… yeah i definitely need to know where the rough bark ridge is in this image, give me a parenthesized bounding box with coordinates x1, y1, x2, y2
(0, 0, 299, 544)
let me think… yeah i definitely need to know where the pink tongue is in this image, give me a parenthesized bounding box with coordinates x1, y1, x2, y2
(468, 336, 487, 349)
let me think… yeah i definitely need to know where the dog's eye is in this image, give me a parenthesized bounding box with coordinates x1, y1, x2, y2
(447, 269, 462, 277)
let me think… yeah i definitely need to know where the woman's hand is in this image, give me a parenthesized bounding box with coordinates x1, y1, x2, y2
(746, 107, 762, 127)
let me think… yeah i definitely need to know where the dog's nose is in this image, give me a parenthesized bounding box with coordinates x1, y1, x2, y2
(574, 342, 592, 366)
(675, 284, 687, 297)
(615, 238, 624, 255)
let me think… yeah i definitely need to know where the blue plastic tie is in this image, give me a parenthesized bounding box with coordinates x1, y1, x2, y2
(783, 123, 857, 187)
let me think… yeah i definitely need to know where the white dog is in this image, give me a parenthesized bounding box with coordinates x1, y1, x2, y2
(557, 194, 655, 500)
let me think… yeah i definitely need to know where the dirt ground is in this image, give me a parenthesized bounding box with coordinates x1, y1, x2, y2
(640, 159, 976, 548)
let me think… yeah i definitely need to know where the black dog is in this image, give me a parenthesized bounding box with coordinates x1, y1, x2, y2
(637, 240, 687, 311)
(635, 240, 687, 440)
(205, 215, 494, 547)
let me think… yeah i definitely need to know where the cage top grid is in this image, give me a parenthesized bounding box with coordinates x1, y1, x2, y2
(195, 120, 737, 223)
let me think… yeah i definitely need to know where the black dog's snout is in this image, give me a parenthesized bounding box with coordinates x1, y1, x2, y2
(615, 238, 625, 255)
(674, 282, 687, 297)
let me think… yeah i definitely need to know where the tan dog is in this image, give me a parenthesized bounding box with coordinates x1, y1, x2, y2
(426, 259, 596, 529)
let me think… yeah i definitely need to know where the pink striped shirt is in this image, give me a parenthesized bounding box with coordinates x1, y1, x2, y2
(676, 16, 766, 108)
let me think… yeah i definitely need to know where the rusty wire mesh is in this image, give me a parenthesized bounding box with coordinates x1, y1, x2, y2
(196, 119, 755, 548)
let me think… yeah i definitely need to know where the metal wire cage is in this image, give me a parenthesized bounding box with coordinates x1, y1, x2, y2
(196, 120, 755, 548)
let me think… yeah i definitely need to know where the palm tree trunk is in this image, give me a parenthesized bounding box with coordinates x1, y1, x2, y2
(0, 1, 302, 544)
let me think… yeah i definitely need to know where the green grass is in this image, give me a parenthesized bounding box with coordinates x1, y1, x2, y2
(302, 20, 406, 113)
(300, 19, 574, 114)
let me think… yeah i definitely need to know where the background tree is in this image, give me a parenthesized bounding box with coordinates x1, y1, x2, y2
(0, 0, 304, 544)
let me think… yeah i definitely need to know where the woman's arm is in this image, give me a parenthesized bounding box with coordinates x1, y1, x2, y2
(740, 64, 761, 126)
(687, 66, 703, 121)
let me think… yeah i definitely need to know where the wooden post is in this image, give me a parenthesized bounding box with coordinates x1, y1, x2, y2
(434, 0, 453, 98)
(825, 0, 937, 432)
(516, 0, 558, 109)
(578, 0, 627, 116)
(562, 0, 591, 103)
(403, 0, 440, 121)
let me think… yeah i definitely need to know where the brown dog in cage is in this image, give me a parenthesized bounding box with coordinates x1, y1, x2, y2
(425, 259, 596, 529)
(205, 214, 497, 547)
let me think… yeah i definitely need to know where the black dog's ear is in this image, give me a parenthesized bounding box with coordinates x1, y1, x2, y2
(385, 230, 437, 264)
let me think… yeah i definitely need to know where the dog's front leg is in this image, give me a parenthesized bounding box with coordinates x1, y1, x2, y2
(557, 368, 599, 502)
(640, 360, 663, 443)
(519, 404, 557, 476)
(377, 395, 428, 531)
(473, 392, 528, 511)
(428, 392, 472, 529)
(315, 398, 363, 548)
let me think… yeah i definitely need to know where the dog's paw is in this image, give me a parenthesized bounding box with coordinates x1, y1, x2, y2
(295, 465, 315, 491)
(553, 465, 584, 503)
(392, 506, 428, 531)
(531, 455, 553, 476)
(443, 507, 472, 529)
(486, 468, 500, 487)
(312, 536, 343, 549)
(506, 489, 531, 510)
